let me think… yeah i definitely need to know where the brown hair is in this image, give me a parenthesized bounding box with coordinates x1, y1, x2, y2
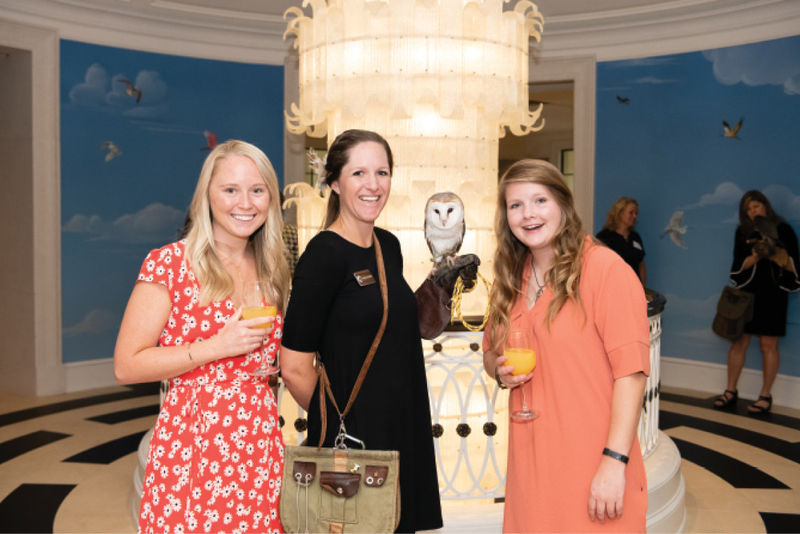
(487, 159, 589, 350)
(322, 129, 394, 228)
(738, 190, 780, 227)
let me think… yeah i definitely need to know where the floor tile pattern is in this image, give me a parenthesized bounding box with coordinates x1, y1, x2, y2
(0, 384, 798, 533)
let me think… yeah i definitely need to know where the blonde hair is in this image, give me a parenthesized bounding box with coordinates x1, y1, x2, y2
(602, 197, 638, 231)
(184, 140, 290, 311)
(487, 159, 589, 350)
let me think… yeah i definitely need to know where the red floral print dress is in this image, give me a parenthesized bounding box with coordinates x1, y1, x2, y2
(136, 241, 284, 534)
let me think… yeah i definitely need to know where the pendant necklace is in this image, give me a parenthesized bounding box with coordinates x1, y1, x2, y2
(529, 257, 545, 307)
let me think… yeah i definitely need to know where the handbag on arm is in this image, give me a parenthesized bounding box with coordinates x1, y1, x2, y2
(280, 232, 401, 534)
(711, 285, 754, 341)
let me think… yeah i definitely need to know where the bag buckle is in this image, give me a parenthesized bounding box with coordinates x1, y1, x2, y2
(334, 419, 366, 450)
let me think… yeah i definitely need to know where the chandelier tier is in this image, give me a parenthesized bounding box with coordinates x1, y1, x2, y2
(284, 0, 544, 295)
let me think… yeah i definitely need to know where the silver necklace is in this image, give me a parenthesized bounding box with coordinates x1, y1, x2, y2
(529, 257, 545, 305)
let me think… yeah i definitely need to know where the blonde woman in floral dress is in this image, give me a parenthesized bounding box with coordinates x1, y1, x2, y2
(114, 140, 290, 533)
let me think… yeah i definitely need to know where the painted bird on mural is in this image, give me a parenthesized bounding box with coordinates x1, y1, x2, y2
(661, 210, 689, 248)
(722, 118, 743, 139)
(424, 192, 465, 268)
(118, 79, 142, 103)
(616, 95, 630, 104)
(202, 130, 218, 151)
(99, 141, 122, 162)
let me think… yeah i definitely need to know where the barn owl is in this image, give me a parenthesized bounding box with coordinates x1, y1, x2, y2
(424, 192, 465, 265)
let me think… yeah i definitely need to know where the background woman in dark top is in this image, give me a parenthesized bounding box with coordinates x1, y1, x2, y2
(714, 190, 799, 414)
(280, 129, 443, 533)
(596, 197, 646, 285)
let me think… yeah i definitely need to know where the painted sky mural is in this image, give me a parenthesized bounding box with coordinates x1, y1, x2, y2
(595, 35, 800, 376)
(60, 40, 284, 363)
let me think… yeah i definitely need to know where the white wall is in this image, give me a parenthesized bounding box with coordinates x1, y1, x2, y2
(0, 19, 63, 395)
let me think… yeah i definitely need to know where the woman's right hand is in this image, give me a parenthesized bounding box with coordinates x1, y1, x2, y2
(211, 306, 271, 359)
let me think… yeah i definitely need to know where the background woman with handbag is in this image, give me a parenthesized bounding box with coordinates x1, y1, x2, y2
(596, 197, 646, 286)
(114, 140, 290, 533)
(280, 129, 443, 533)
(713, 190, 800, 414)
(482, 160, 650, 532)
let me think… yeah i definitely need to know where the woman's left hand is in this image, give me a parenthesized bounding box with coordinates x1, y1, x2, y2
(494, 353, 533, 389)
(587, 456, 626, 522)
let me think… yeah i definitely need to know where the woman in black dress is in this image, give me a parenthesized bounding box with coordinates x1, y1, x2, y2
(596, 197, 646, 285)
(714, 190, 799, 414)
(280, 129, 443, 533)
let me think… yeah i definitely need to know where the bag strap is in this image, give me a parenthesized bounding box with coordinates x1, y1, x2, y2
(316, 231, 389, 448)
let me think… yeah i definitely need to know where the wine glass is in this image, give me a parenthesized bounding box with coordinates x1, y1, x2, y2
(242, 281, 278, 379)
(505, 329, 538, 422)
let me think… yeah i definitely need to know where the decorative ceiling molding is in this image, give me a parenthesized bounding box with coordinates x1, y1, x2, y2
(537, 0, 800, 60)
(0, 0, 798, 63)
(0, 0, 292, 64)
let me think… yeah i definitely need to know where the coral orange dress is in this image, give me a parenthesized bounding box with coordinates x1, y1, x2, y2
(137, 241, 284, 534)
(484, 237, 650, 532)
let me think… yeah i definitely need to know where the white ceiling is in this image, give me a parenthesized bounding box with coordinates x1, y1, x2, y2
(1, 0, 798, 64)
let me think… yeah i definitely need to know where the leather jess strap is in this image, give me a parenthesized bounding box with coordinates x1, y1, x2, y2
(316, 231, 389, 449)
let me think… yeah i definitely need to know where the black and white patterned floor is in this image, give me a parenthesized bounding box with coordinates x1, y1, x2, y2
(1, 384, 798, 533)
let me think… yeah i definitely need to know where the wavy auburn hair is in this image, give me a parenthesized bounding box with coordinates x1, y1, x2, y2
(486, 159, 589, 350)
(184, 140, 290, 311)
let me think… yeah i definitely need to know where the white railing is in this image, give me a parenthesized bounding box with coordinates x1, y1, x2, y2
(640, 312, 662, 459)
(422, 331, 508, 500)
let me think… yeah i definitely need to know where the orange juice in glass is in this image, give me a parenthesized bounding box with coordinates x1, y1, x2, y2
(505, 330, 538, 422)
(243, 281, 278, 378)
(242, 305, 277, 330)
(505, 347, 536, 376)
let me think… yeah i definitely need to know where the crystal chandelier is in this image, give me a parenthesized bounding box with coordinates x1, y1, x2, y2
(284, 0, 544, 294)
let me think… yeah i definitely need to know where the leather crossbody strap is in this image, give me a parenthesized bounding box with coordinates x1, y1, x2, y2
(317, 231, 389, 448)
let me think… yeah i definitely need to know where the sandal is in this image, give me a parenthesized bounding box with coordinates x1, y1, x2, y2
(747, 395, 772, 415)
(713, 389, 738, 410)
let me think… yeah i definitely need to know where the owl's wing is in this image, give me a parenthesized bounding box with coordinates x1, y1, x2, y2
(424, 220, 436, 255)
(459, 219, 465, 251)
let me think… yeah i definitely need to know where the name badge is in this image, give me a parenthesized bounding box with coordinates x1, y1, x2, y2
(354, 269, 376, 286)
(633, 241, 643, 250)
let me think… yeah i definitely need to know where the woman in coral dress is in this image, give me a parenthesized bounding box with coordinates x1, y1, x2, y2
(482, 159, 650, 532)
(114, 140, 290, 533)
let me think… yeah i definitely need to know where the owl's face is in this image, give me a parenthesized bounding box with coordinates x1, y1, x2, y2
(426, 197, 464, 230)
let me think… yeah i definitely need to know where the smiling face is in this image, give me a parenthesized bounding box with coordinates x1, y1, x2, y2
(208, 155, 270, 245)
(618, 202, 638, 230)
(330, 141, 391, 228)
(505, 181, 563, 256)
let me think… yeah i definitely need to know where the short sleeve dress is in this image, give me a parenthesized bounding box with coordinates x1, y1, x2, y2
(483, 236, 650, 533)
(136, 241, 284, 534)
(282, 228, 443, 533)
(730, 221, 800, 336)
